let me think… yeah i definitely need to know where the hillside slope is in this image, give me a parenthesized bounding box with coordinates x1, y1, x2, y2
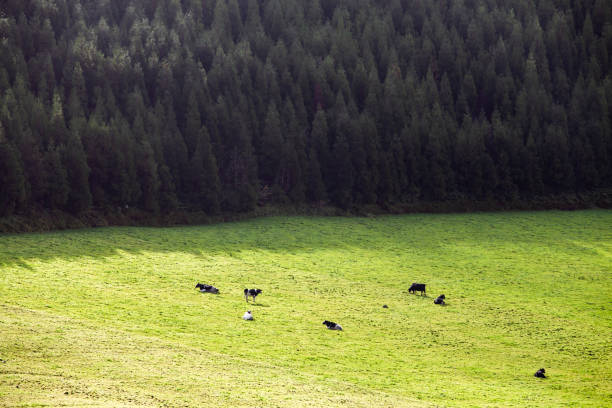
(1, 211, 611, 406)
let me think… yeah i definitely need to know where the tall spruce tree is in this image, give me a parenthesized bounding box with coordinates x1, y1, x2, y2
(259, 102, 283, 187)
(63, 128, 92, 212)
(0, 128, 27, 216)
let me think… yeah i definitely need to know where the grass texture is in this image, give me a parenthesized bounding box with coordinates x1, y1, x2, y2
(0, 210, 611, 407)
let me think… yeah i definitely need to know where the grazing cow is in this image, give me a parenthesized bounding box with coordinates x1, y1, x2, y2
(243, 310, 253, 320)
(323, 320, 343, 330)
(534, 368, 546, 378)
(244, 288, 262, 302)
(434, 294, 445, 305)
(409, 283, 426, 295)
(382, 304, 389, 309)
(195, 283, 219, 294)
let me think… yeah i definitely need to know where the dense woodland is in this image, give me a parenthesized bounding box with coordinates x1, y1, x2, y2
(1, 0, 611, 220)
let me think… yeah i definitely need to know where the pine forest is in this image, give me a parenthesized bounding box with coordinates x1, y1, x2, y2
(1, 0, 611, 224)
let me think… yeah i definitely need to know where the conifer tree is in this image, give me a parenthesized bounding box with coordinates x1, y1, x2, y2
(0, 128, 27, 216)
(62, 128, 92, 213)
(135, 139, 160, 212)
(43, 146, 69, 209)
(259, 102, 283, 186)
(157, 163, 179, 212)
(305, 145, 326, 203)
(188, 126, 220, 213)
(309, 107, 330, 186)
(422, 106, 449, 201)
(184, 90, 202, 155)
(330, 129, 353, 208)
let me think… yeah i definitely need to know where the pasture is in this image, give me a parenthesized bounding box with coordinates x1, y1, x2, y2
(0, 211, 611, 407)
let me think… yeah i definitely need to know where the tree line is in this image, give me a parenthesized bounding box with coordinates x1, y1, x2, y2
(1, 0, 611, 218)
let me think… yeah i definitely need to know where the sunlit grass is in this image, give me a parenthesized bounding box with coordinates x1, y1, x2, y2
(1, 211, 611, 407)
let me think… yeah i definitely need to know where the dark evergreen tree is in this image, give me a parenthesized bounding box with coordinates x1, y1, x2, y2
(309, 107, 331, 188)
(184, 90, 202, 155)
(188, 126, 221, 214)
(259, 102, 283, 187)
(330, 130, 354, 209)
(305, 145, 326, 203)
(0, 129, 27, 216)
(422, 106, 451, 200)
(62, 128, 92, 212)
(43, 146, 70, 209)
(135, 139, 160, 213)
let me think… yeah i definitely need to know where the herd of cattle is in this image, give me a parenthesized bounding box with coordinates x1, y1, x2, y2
(195, 281, 444, 330)
(194, 281, 547, 378)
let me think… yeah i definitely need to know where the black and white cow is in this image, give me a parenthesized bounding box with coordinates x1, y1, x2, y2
(244, 288, 262, 302)
(323, 320, 343, 330)
(195, 283, 219, 294)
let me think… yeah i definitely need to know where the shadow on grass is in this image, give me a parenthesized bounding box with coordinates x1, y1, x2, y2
(0, 216, 416, 268)
(0, 211, 609, 270)
(248, 302, 270, 307)
(3, 258, 35, 270)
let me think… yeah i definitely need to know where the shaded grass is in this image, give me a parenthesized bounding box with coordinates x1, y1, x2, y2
(0, 210, 611, 407)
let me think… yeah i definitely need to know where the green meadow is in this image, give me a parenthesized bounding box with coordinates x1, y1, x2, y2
(0, 211, 611, 407)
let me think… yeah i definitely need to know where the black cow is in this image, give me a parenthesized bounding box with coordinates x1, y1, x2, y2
(409, 283, 426, 295)
(534, 368, 546, 378)
(434, 294, 445, 305)
(244, 288, 262, 302)
(195, 283, 219, 294)
(323, 320, 343, 330)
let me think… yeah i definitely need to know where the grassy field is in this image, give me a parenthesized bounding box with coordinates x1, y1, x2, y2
(0, 210, 611, 407)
